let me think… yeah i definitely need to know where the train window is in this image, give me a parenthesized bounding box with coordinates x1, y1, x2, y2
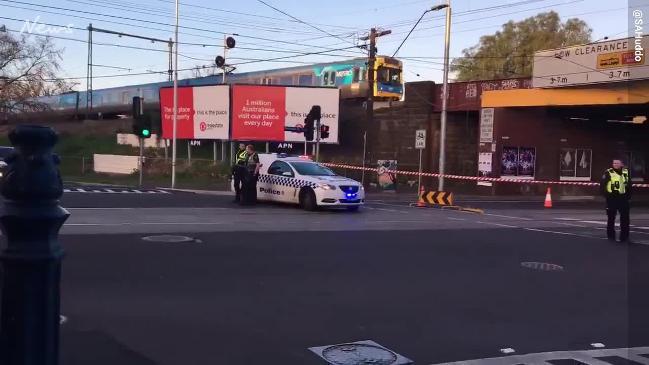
(279, 76, 292, 85)
(298, 74, 312, 86)
(329, 71, 336, 86)
(352, 67, 360, 83)
(323, 72, 329, 86)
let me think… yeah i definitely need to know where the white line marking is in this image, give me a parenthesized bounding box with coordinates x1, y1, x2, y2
(476, 221, 519, 228)
(553, 222, 588, 228)
(555, 218, 581, 221)
(427, 346, 649, 365)
(104, 189, 115, 193)
(76, 188, 86, 193)
(580, 220, 607, 225)
(368, 207, 409, 214)
(483, 213, 533, 221)
(132, 189, 143, 194)
(447, 217, 466, 221)
(63, 189, 71, 193)
(64, 222, 228, 226)
(499, 348, 515, 354)
(591, 343, 605, 348)
(524, 227, 604, 240)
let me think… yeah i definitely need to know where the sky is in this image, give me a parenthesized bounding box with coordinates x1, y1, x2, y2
(0, 0, 633, 90)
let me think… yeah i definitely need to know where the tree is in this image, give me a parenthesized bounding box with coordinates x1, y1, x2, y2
(0, 30, 76, 120)
(450, 11, 592, 81)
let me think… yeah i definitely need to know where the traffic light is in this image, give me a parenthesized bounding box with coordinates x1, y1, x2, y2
(320, 125, 330, 139)
(303, 116, 314, 142)
(132, 96, 151, 139)
(303, 105, 321, 142)
(133, 114, 152, 139)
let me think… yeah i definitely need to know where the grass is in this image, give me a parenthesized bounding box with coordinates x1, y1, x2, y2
(0, 132, 233, 189)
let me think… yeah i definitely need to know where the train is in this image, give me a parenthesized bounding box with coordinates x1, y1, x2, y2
(31, 56, 403, 120)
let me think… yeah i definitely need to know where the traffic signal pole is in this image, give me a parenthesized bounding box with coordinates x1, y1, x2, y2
(360, 28, 391, 174)
(315, 118, 321, 162)
(139, 138, 144, 187)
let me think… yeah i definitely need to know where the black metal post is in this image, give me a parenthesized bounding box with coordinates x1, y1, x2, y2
(0, 125, 70, 365)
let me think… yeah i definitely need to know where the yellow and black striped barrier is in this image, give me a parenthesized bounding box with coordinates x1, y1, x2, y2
(421, 190, 454, 206)
(411, 189, 484, 214)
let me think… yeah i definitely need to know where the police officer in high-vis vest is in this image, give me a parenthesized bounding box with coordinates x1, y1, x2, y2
(601, 159, 632, 242)
(232, 143, 248, 203)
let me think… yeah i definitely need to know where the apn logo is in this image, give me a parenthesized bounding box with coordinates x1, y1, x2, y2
(199, 122, 207, 131)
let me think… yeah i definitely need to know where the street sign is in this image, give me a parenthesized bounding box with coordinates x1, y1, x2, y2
(415, 129, 426, 149)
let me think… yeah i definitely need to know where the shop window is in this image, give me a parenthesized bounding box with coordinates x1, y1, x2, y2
(621, 151, 646, 181)
(501, 146, 536, 179)
(560, 148, 592, 181)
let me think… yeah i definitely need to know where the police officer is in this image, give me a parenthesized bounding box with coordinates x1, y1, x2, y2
(232, 143, 248, 203)
(601, 159, 632, 242)
(240, 144, 260, 206)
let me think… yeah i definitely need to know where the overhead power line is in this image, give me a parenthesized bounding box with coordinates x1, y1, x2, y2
(0, 0, 365, 53)
(256, 0, 365, 54)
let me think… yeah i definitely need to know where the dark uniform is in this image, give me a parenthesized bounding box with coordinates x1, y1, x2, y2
(232, 149, 248, 202)
(601, 167, 631, 242)
(240, 152, 260, 205)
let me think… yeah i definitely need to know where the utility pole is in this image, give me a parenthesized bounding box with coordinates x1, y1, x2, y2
(86, 24, 93, 119)
(438, 0, 451, 191)
(360, 28, 391, 170)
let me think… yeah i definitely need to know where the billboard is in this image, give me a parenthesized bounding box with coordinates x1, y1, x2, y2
(160, 85, 230, 140)
(532, 36, 649, 88)
(231, 85, 339, 143)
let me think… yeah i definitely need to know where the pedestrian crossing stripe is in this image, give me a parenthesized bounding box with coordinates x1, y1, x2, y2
(257, 174, 318, 189)
(428, 346, 649, 365)
(63, 188, 171, 194)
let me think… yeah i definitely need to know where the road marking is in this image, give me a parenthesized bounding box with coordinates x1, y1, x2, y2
(132, 189, 143, 193)
(580, 221, 607, 225)
(555, 218, 581, 221)
(367, 207, 410, 214)
(553, 221, 588, 228)
(500, 348, 516, 354)
(64, 222, 228, 226)
(104, 189, 115, 193)
(591, 343, 605, 348)
(523, 227, 605, 240)
(476, 221, 519, 228)
(483, 213, 533, 221)
(592, 227, 649, 236)
(447, 217, 466, 221)
(427, 346, 649, 365)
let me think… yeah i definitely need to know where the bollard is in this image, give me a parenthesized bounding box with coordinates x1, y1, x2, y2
(0, 125, 70, 365)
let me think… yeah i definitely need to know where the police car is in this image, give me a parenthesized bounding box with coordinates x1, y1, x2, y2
(250, 154, 364, 211)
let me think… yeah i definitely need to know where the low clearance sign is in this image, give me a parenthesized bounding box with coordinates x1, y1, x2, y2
(160, 85, 230, 139)
(231, 85, 339, 143)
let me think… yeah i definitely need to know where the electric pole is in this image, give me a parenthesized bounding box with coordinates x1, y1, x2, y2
(360, 28, 391, 171)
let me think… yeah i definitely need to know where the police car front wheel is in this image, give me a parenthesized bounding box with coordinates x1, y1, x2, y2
(299, 188, 318, 211)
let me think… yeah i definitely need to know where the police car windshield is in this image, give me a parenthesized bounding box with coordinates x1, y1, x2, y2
(289, 162, 336, 176)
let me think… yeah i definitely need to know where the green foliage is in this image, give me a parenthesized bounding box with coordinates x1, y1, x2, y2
(451, 11, 592, 81)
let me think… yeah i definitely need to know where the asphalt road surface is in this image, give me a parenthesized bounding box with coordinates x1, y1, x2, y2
(52, 189, 649, 364)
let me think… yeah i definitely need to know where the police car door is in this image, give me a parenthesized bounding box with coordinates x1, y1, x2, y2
(265, 161, 297, 203)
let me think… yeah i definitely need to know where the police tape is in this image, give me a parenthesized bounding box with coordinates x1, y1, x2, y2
(320, 162, 649, 188)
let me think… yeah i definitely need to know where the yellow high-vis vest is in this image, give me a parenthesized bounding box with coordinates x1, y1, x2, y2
(606, 168, 629, 194)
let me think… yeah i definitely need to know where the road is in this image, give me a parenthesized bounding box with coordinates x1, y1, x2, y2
(55, 189, 649, 364)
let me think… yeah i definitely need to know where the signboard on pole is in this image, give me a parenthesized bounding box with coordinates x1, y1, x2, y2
(532, 36, 649, 88)
(159, 85, 230, 140)
(415, 129, 426, 149)
(231, 85, 339, 143)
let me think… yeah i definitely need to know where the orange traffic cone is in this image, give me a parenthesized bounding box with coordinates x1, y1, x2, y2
(416, 185, 426, 207)
(544, 187, 553, 208)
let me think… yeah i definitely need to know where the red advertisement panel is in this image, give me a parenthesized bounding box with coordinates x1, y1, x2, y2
(160, 87, 194, 139)
(231, 85, 286, 141)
